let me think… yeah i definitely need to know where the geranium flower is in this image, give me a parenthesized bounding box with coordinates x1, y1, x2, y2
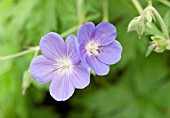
(30, 32, 90, 101)
(77, 22, 122, 75)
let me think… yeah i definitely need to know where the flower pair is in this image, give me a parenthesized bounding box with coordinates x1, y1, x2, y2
(30, 22, 122, 101)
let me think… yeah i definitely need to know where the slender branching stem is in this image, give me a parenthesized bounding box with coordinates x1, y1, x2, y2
(103, 0, 109, 22)
(77, 0, 84, 27)
(131, 0, 143, 14)
(0, 46, 39, 60)
(132, 0, 169, 39)
(61, 25, 79, 38)
(149, 6, 169, 39)
(157, 0, 170, 8)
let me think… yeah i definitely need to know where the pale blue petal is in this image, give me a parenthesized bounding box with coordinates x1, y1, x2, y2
(50, 73, 75, 101)
(71, 62, 90, 89)
(77, 22, 95, 44)
(30, 56, 55, 84)
(40, 32, 66, 61)
(97, 40, 122, 65)
(91, 22, 117, 46)
(66, 34, 80, 64)
(87, 55, 109, 75)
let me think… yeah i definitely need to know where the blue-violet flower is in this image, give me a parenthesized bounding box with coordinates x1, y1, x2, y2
(77, 22, 122, 75)
(30, 32, 90, 101)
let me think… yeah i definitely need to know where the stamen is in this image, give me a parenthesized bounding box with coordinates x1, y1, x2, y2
(54, 58, 72, 74)
(86, 41, 101, 55)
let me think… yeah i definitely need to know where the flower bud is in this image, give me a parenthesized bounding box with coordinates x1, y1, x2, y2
(137, 19, 145, 36)
(166, 40, 170, 50)
(127, 16, 141, 32)
(151, 36, 168, 53)
(22, 70, 31, 95)
(145, 10, 153, 24)
(145, 44, 157, 57)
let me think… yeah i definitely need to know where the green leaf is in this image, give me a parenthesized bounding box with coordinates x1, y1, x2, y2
(145, 23, 163, 36)
(164, 11, 170, 31)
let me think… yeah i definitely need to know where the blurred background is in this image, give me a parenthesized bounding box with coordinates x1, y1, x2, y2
(0, 0, 170, 118)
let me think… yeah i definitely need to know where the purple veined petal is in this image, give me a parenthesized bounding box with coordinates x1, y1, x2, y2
(86, 55, 109, 75)
(30, 56, 56, 84)
(50, 73, 75, 101)
(91, 22, 117, 46)
(97, 40, 122, 65)
(77, 22, 95, 44)
(70, 62, 90, 89)
(40, 32, 66, 61)
(79, 43, 89, 67)
(66, 34, 80, 64)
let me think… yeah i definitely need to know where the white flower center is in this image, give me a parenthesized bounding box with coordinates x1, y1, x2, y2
(86, 41, 101, 55)
(56, 58, 72, 74)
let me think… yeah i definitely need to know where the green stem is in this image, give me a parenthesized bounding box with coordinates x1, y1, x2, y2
(60, 25, 79, 38)
(103, 0, 109, 22)
(131, 0, 143, 14)
(0, 46, 39, 60)
(157, 0, 170, 8)
(149, 6, 169, 39)
(77, 0, 84, 26)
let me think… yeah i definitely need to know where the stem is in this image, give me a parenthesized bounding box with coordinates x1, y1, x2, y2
(0, 46, 39, 60)
(33, 47, 40, 58)
(149, 6, 169, 39)
(103, 0, 109, 22)
(77, 0, 84, 26)
(0, 25, 78, 61)
(60, 25, 79, 38)
(157, 0, 170, 8)
(131, 0, 143, 14)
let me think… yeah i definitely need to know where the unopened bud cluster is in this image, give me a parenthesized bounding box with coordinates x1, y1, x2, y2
(128, 4, 170, 56)
(128, 7, 153, 36)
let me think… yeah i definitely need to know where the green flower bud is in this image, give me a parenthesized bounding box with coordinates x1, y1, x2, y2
(151, 35, 165, 41)
(137, 19, 145, 36)
(22, 70, 32, 95)
(166, 40, 170, 50)
(145, 10, 152, 24)
(145, 44, 157, 57)
(127, 16, 141, 32)
(150, 36, 168, 53)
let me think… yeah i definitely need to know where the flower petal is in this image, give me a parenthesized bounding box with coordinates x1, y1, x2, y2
(66, 34, 80, 64)
(87, 55, 109, 75)
(70, 62, 90, 89)
(30, 56, 55, 84)
(77, 22, 95, 44)
(50, 74, 75, 101)
(97, 40, 122, 65)
(40, 32, 66, 61)
(91, 22, 117, 46)
(79, 43, 89, 66)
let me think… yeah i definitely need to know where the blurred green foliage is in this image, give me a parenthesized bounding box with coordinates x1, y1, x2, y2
(0, 0, 170, 118)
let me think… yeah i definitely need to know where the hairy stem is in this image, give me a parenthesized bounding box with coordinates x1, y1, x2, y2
(149, 6, 169, 39)
(61, 25, 79, 38)
(0, 46, 39, 60)
(103, 0, 109, 22)
(157, 0, 170, 8)
(77, 0, 84, 26)
(131, 0, 143, 14)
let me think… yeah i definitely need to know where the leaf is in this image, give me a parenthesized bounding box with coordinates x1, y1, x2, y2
(164, 11, 170, 31)
(145, 23, 163, 36)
